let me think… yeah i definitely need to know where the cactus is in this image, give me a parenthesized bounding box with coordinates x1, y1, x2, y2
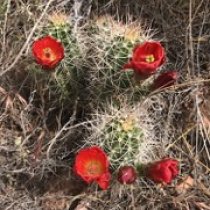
(88, 15, 151, 102)
(103, 115, 143, 169)
(33, 12, 86, 101)
(88, 103, 158, 170)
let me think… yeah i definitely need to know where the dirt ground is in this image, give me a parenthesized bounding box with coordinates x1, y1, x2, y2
(0, 0, 210, 209)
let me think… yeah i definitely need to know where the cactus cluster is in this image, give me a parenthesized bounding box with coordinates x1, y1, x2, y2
(31, 14, 165, 175)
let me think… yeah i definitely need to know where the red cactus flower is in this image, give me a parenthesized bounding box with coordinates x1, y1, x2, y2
(118, 166, 137, 184)
(153, 71, 178, 90)
(73, 146, 111, 190)
(147, 158, 179, 184)
(124, 42, 165, 78)
(32, 35, 64, 69)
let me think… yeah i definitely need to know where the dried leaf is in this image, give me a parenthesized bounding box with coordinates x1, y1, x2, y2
(33, 130, 45, 160)
(198, 181, 210, 197)
(15, 136, 22, 146)
(0, 86, 7, 95)
(194, 202, 210, 210)
(75, 203, 89, 210)
(41, 192, 70, 210)
(192, 36, 209, 42)
(198, 88, 210, 133)
(175, 176, 194, 194)
(4, 95, 13, 110)
(16, 93, 28, 107)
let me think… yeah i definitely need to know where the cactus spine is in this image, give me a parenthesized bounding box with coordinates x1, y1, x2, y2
(89, 15, 150, 102)
(89, 104, 157, 170)
(36, 13, 85, 101)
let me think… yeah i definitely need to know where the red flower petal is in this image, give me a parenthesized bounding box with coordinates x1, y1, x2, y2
(124, 42, 165, 78)
(123, 62, 134, 70)
(147, 158, 179, 184)
(97, 172, 111, 190)
(74, 146, 110, 190)
(32, 35, 64, 69)
(152, 71, 179, 89)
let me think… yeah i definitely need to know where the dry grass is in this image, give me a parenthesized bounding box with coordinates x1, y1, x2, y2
(1, 0, 210, 209)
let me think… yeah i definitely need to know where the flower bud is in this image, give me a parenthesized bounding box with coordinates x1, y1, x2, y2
(117, 166, 137, 184)
(153, 71, 178, 90)
(147, 158, 179, 184)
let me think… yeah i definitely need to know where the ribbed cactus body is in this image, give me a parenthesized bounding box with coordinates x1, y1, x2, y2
(38, 13, 84, 101)
(50, 27, 80, 99)
(102, 37, 135, 90)
(89, 104, 157, 170)
(103, 116, 144, 169)
(89, 16, 149, 101)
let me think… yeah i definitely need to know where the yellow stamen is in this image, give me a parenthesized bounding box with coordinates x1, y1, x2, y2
(145, 54, 155, 63)
(43, 48, 56, 61)
(86, 160, 103, 175)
